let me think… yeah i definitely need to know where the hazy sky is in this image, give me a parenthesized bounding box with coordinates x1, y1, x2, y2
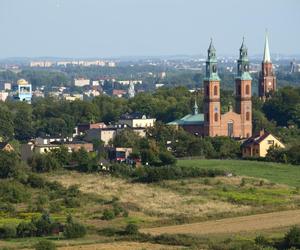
(0, 0, 299, 58)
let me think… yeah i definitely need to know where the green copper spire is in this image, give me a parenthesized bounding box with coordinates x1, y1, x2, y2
(193, 99, 198, 115)
(205, 38, 220, 81)
(236, 37, 252, 80)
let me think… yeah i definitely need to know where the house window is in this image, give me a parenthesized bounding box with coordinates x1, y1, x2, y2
(267, 140, 274, 145)
(214, 113, 218, 122)
(214, 85, 218, 96)
(246, 112, 250, 121)
(246, 85, 250, 95)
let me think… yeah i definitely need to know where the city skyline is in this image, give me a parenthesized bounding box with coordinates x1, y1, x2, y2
(0, 0, 299, 58)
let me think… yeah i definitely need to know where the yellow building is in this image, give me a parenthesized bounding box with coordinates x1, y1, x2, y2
(241, 130, 285, 158)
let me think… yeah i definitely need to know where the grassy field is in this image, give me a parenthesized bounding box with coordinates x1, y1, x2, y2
(178, 159, 300, 187)
(1, 159, 300, 249)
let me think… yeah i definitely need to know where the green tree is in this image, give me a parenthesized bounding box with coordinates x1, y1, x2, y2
(0, 104, 14, 140)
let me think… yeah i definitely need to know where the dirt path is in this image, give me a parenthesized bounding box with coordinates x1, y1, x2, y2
(142, 209, 300, 235)
(58, 242, 181, 250)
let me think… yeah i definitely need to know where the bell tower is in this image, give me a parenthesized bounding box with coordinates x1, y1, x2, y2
(235, 38, 252, 138)
(259, 32, 276, 100)
(203, 39, 221, 137)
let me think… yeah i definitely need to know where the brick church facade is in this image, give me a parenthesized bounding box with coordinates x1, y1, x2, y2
(169, 39, 253, 139)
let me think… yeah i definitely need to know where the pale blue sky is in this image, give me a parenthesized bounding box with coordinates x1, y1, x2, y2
(0, 0, 299, 58)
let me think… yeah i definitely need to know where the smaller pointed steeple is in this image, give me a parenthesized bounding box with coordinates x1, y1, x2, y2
(208, 38, 215, 51)
(193, 99, 198, 115)
(263, 31, 271, 63)
(240, 36, 247, 50)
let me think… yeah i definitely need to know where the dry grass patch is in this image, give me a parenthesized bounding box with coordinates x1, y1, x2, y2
(50, 172, 250, 219)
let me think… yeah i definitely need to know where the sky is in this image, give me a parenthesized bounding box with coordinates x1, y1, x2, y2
(0, 0, 299, 58)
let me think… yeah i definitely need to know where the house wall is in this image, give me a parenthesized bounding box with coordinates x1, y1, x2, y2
(259, 134, 285, 157)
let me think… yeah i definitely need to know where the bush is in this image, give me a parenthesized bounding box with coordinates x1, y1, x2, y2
(26, 174, 45, 188)
(28, 154, 62, 173)
(102, 209, 116, 220)
(255, 234, 270, 247)
(0, 224, 16, 239)
(35, 239, 56, 250)
(17, 221, 36, 237)
(284, 226, 300, 249)
(124, 223, 139, 235)
(64, 197, 81, 208)
(159, 151, 177, 165)
(0, 181, 30, 203)
(63, 220, 86, 239)
(0, 151, 19, 179)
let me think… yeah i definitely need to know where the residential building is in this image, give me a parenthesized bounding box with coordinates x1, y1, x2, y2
(112, 89, 127, 97)
(108, 147, 132, 162)
(0, 91, 8, 102)
(74, 78, 90, 87)
(0, 142, 15, 152)
(119, 113, 156, 128)
(241, 130, 285, 158)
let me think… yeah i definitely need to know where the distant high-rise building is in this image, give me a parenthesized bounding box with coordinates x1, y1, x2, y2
(17, 79, 32, 104)
(128, 81, 135, 98)
(258, 33, 276, 100)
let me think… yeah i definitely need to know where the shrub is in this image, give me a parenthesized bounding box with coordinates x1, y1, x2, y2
(284, 226, 300, 249)
(124, 223, 139, 235)
(0, 224, 16, 239)
(63, 220, 86, 239)
(28, 154, 62, 173)
(32, 212, 54, 236)
(0, 181, 30, 203)
(255, 235, 270, 247)
(102, 209, 115, 220)
(27, 174, 45, 188)
(64, 197, 81, 208)
(17, 221, 36, 237)
(159, 151, 177, 165)
(0, 151, 19, 179)
(35, 239, 56, 250)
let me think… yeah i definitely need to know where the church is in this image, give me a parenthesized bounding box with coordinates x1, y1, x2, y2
(168, 38, 253, 139)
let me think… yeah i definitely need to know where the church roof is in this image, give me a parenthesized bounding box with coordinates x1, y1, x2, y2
(168, 113, 204, 126)
(263, 32, 271, 63)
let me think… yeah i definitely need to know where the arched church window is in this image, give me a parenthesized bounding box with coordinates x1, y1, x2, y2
(214, 85, 218, 96)
(246, 112, 250, 121)
(206, 86, 209, 96)
(246, 85, 250, 95)
(214, 113, 218, 122)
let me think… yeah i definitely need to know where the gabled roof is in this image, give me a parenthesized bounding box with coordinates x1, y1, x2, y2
(242, 131, 274, 147)
(0, 142, 11, 150)
(168, 113, 204, 126)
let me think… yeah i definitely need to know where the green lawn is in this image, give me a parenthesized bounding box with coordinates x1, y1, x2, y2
(177, 159, 300, 187)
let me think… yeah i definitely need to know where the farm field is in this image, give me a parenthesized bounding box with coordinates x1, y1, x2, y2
(142, 209, 300, 236)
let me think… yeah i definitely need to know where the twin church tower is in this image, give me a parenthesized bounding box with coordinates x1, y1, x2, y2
(202, 34, 275, 138)
(169, 34, 276, 139)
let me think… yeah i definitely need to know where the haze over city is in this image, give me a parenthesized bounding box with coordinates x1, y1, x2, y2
(0, 0, 299, 58)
